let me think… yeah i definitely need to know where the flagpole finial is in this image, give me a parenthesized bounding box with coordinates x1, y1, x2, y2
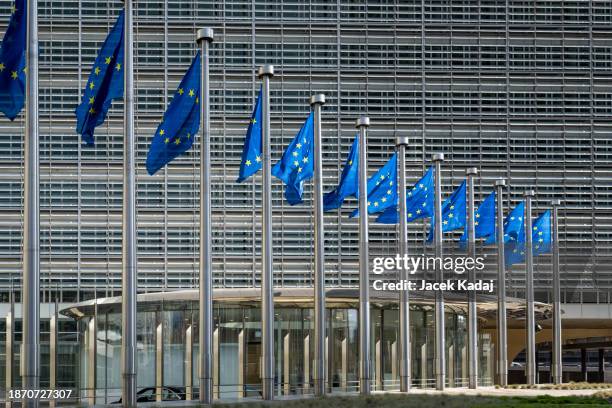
(524, 190, 535, 197)
(310, 93, 326, 106)
(432, 153, 444, 162)
(466, 167, 478, 176)
(395, 136, 409, 147)
(196, 28, 214, 43)
(551, 199, 561, 206)
(258, 65, 274, 78)
(355, 116, 370, 128)
(495, 178, 506, 187)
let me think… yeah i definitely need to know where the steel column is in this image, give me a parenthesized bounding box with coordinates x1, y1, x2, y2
(495, 179, 508, 387)
(432, 153, 445, 391)
(551, 199, 562, 385)
(466, 167, 478, 389)
(310, 94, 327, 397)
(258, 64, 275, 400)
(357, 117, 371, 395)
(396, 137, 411, 392)
(121, 0, 137, 405)
(524, 190, 536, 385)
(23, 0, 40, 405)
(197, 27, 214, 405)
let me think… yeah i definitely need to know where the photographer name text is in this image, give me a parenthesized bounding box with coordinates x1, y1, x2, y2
(373, 279, 495, 293)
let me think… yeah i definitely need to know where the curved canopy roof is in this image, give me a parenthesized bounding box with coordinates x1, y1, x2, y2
(60, 287, 552, 328)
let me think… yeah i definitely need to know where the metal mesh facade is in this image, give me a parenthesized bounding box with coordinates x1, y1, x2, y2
(0, 1, 611, 304)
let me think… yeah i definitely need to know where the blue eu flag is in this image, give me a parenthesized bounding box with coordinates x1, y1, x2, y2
(505, 220, 526, 267)
(350, 153, 398, 217)
(375, 166, 434, 224)
(146, 52, 201, 175)
(272, 112, 314, 205)
(485, 201, 525, 245)
(532, 210, 552, 255)
(459, 190, 496, 244)
(237, 88, 262, 182)
(427, 180, 467, 241)
(0, 0, 26, 120)
(505, 209, 551, 266)
(323, 134, 358, 211)
(491, 201, 526, 267)
(75, 10, 124, 145)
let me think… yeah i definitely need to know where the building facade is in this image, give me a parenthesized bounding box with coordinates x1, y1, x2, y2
(0, 0, 611, 401)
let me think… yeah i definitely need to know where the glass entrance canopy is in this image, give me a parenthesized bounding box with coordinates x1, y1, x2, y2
(61, 288, 550, 404)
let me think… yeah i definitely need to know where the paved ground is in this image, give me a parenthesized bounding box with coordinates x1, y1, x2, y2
(392, 386, 605, 397)
(62, 387, 612, 407)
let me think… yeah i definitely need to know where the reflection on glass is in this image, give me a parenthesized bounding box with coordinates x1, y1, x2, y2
(77, 303, 493, 399)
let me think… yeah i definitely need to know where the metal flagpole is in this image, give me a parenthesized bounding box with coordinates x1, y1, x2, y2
(356, 117, 371, 395)
(495, 179, 508, 387)
(121, 0, 137, 405)
(197, 27, 214, 404)
(551, 199, 562, 385)
(23, 0, 40, 405)
(310, 94, 326, 396)
(258, 64, 275, 400)
(396, 137, 411, 392)
(432, 153, 445, 391)
(466, 167, 478, 389)
(524, 190, 536, 385)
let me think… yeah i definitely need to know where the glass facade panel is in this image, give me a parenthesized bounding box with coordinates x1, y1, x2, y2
(70, 300, 490, 399)
(0, 0, 609, 304)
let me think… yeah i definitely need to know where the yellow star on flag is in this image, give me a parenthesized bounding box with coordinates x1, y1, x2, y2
(105, 56, 111, 64)
(94, 67, 101, 75)
(164, 138, 170, 144)
(255, 156, 261, 163)
(245, 160, 251, 166)
(174, 138, 181, 145)
(88, 97, 95, 105)
(160, 129, 165, 136)
(0, 63, 5, 72)
(89, 81, 95, 90)
(178, 88, 184, 95)
(115, 63, 121, 71)
(188, 89, 194, 97)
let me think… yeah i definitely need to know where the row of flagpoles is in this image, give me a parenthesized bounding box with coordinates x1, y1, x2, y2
(0, 2, 565, 406)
